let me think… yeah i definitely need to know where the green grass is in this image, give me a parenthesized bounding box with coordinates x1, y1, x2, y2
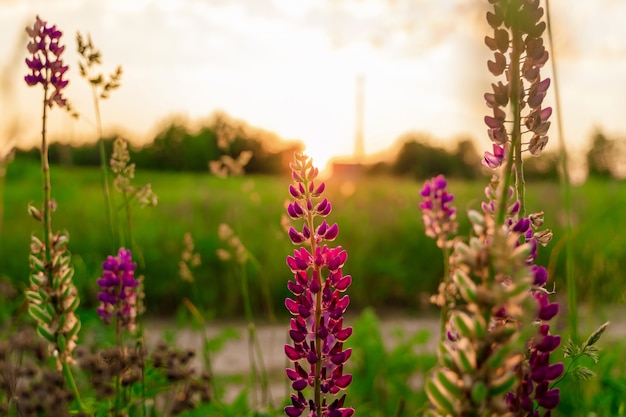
(1, 157, 625, 318)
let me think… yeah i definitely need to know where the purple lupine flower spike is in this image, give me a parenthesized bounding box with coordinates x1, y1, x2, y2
(97, 247, 139, 332)
(284, 154, 354, 417)
(419, 174, 458, 249)
(25, 15, 69, 108)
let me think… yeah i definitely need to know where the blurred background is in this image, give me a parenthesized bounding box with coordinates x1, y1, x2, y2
(1, 0, 625, 319)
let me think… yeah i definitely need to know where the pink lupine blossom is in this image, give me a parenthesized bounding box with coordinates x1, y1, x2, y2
(284, 154, 354, 417)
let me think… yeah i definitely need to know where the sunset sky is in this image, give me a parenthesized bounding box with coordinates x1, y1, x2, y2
(1, 0, 626, 169)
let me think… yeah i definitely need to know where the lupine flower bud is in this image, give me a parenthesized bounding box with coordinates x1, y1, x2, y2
(97, 248, 139, 333)
(284, 154, 354, 417)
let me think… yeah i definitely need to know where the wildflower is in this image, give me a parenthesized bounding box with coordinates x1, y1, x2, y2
(425, 209, 534, 416)
(25, 16, 69, 108)
(482, 0, 553, 169)
(284, 153, 354, 417)
(26, 232, 81, 366)
(110, 137, 158, 207)
(179, 232, 201, 283)
(419, 174, 457, 249)
(97, 248, 139, 333)
(482, 143, 506, 169)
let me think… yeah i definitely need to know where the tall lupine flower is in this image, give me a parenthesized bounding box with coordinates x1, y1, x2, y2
(24, 18, 91, 413)
(97, 248, 139, 333)
(284, 153, 354, 417)
(24, 16, 82, 369)
(25, 15, 69, 108)
(483, 0, 552, 220)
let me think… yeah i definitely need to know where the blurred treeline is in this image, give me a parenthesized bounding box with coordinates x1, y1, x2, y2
(14, 112, 626, 180)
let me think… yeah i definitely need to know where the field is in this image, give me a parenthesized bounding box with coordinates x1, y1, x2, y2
(2, 157, 626, 416)
(2, 157, 625, 318)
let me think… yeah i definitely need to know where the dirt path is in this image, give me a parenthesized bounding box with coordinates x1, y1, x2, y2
(142, 306, 623, 405)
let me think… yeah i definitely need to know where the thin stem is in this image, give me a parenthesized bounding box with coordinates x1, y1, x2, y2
(496, 26, 524, 224)
(61, 359, 93, 415)
(92, 88, 117, 251)
(239, 261, 269, 407)
(40, 84, 53, 287)
(545, 0, 577, 342)
(439, 247, 450, 341)
(304, 182, 322, 416)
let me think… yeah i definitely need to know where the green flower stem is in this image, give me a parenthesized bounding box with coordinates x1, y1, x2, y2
(496, 28, 524, 224)
(40, 84, 53, 284)
(546, 0, 577, 342)
(61, 359, 92, 415)
(239, 262, 270, 406)
(304, 182, 323, 416)
(440, 247, 450, 341)
(92, 91, 117, 252)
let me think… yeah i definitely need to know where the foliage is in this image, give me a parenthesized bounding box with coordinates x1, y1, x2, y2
(2, 159, 626, 318)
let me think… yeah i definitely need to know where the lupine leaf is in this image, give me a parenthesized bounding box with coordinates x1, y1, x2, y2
(455, 340, 476, 373)
(453, 269, 478, 303)
(30, 273, 44, 287)
(471, 381, 487, 404)
(29, 305, 52, 325)
(439, 344, 456, 370)
(68, 296, 80, 312)
(57, 334, 67, 353)
(452, 312, 474, 339)
(37, 325, 56, 343)
(67, 320, 81, 340)
(30, 254, 45, 272)
(52, 274, 61, 290)
(25, 290, 43, 302)
(436, 369, 463, 399)
(60, 266, 74, 282)
(488, 373, 516, 396)
(486, 345, 509, 370)
(44, 303, 57, 320)
(426, 378, 457, 415)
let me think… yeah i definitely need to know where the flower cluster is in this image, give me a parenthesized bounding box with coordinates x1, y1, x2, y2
(97, 248, 139, 332)
(425, 207, 534, 416)
(26, 231, 81, 366)
(419, 174, 458, 250)
(284, 154, 354, 417)
(481, 177, 563, 415)
(25, 15, 69, 108)
(110, 137, 158, 207)
(482, 0, 552, 168)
